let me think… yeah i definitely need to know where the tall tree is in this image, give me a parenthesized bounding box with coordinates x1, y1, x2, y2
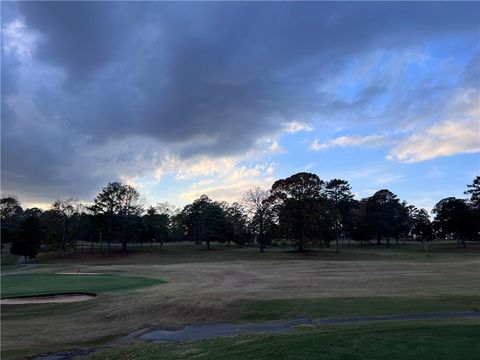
(270, 172, 331, 251)
(225, 202, 248, 246)
(119, 185, 143, 251)
(1, 195, 23, 221)
(410, 207, 433, 251)
(242, 187, 272, 252)
(51, 198, 83, 254)
(394, 201, 411, 245)
(465, 176, 480, 242)
(465, 176, 480, 209)
(89, 182, 142, 253)
(0, 195, 23, 250)
(324, 179, 354, 253)
(365, 189, 403, 247)
(179, 195, 228, 250)
(351, 199, 370, 246)
(432, 197, 472, 248)
(11, 216, 44, 260)
(143, 206, 169, 246)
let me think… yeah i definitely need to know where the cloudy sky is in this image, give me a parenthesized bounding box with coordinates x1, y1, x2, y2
(1, 1, 479, 211)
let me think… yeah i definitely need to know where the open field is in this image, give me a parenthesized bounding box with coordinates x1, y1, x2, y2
(1, 242, 479, 359)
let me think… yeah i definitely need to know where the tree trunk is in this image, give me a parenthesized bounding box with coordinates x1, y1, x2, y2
(386, 237, 390, 248)
(107, 218, 112, 256)
(122, 215, 127, 252)
(298, 241, 304, 252)
(422, 239, 428, 252)
(335, 219, 339, 253)
(62, 217, 66, 256)
(259, 215, 265, 253)
(335, 208, 341, 253)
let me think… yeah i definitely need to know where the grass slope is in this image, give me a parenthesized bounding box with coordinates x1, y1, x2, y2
(240, 296, 480, 321)
(1, 274, 164, 298)
(89, 322, 480, 360)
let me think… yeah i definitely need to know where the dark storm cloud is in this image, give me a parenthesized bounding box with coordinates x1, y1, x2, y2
(16, 1, 143, 86)
(1, 1, 479, 202)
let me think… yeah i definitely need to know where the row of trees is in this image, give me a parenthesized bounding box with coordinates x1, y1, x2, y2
(1, 175, 479, 258)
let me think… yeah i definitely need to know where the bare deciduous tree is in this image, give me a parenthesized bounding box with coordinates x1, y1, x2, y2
(242, 187, 271, 253)
(52, 198, 83, 254)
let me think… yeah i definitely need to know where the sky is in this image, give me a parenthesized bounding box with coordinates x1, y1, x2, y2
(1, 1, 479, 212)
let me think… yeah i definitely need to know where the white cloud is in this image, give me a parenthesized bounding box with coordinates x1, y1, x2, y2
(309, 134, 388, 151)
(284, 121, 314, 133)
(179, 176, 275, 203)
(150, 152, 276, 204)
(268, 140, 283, 153)
(179, 162, 275, 203)
(153, 155, 238, 181)
(388, 118, 480, 163)
(2, 19, 39, 61)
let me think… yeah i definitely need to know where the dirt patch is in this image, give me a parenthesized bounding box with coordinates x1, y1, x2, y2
(1, 292, 96, 305)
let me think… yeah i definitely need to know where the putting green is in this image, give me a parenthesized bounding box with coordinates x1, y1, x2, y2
(1, 274, 165, 299)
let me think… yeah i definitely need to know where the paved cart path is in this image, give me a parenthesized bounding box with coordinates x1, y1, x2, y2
(137, 310, 480, 342)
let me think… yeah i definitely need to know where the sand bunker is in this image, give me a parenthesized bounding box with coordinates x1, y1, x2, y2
(1, 293, 96, 305)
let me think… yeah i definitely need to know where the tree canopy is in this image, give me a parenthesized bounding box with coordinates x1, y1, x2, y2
(2, 175, 479, 257)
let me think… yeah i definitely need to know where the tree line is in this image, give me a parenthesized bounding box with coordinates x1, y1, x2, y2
(1, 174, 479, 259)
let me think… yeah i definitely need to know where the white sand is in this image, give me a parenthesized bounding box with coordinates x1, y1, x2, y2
(1, 293, 95, 305)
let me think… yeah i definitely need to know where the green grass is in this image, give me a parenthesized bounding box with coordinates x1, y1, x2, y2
(1, 244, 20, 268)
(239, 296, 480, 321)
(1, 334, 118, 360)
(1, 273, 164, 298)
(88, 321, 480, 360)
